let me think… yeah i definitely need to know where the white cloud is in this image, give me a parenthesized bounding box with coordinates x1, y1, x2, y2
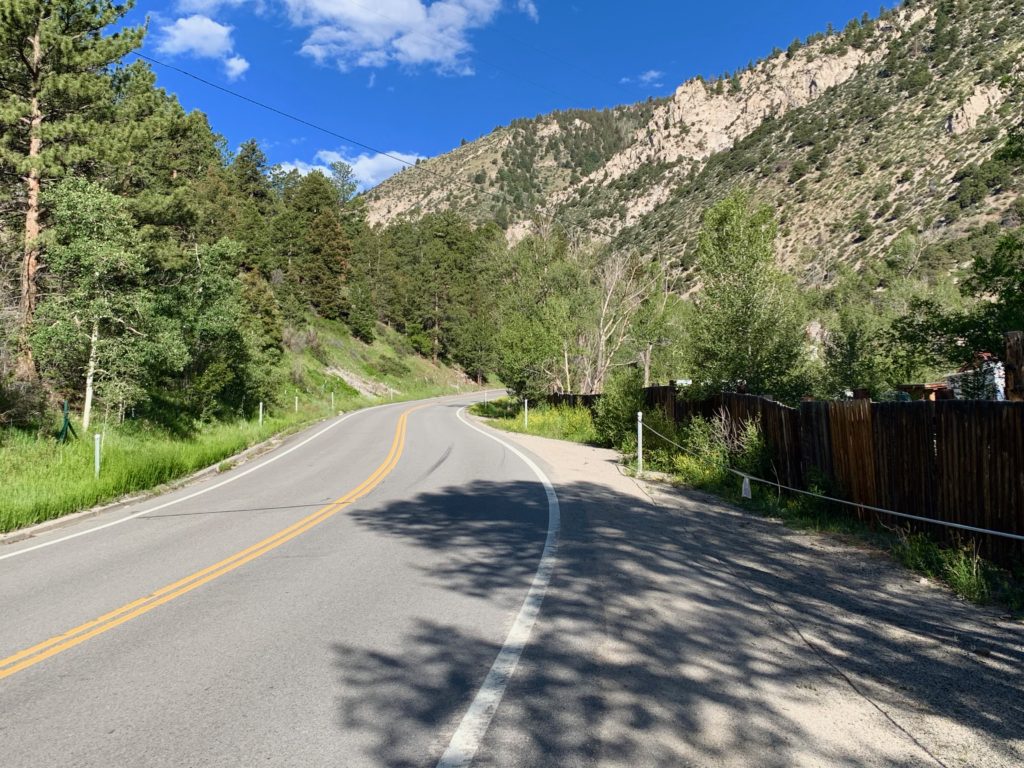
(516, 0, 538, 22)
(282, 148, 424, 188)
(278, 159, 333, 175)
(157, 15, 236, 58)
(622, 68, 665, 88)
(158, 14, 252, 80)
(224, 55, 250, 79)
(317, 148, 424, 187)
(176, 0, 250, 12)
(283, 0, 534, 74)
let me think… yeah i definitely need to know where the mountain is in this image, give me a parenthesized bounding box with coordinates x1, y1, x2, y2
(364, 0, 1024, 285)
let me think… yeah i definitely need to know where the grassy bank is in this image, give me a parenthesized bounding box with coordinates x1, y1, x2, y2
(470, 398, 599, 444)
(1, 320, 477, 533)
(0, 398, 350, 533)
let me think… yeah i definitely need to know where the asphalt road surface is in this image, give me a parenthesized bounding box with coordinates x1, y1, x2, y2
(1, 394, 555, 767)
(2, 393, 1021, 767)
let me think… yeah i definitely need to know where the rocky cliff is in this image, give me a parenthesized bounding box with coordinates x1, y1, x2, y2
(365, 0, 1024, 283)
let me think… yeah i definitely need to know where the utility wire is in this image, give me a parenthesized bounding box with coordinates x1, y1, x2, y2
(133, 52, 623, 245)
(135, 53, 426, 178)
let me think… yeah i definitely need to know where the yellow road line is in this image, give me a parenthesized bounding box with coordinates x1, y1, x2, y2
(0, 405, 422, 680)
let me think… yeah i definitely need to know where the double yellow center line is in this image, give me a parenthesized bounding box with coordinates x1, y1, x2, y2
(0, 405, 422, 681)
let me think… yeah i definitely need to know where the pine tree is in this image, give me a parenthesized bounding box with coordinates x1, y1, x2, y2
(346, 278, 376, 344)
(232, 139, 273, 210)
(274, 171, 348, 319)
(0, 0, 144, 381)
(101, 62, 223, 268)
(329, 160, 358, 203)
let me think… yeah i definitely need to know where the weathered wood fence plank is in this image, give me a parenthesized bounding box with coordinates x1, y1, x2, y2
(547, 387, 1024, 566)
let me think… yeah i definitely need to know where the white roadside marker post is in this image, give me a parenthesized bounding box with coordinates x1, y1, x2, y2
(331, 391, 334, 410)
(259, 401, 263, 427)
(94, 433, 101, 480)
(637, 411, 643, 479)
(294, 395, 298, 413)
(524, 398, 529, 429)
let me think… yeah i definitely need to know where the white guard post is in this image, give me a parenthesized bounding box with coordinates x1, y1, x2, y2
(637, 411, 643, 478)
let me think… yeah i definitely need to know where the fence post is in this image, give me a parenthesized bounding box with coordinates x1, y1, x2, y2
(524, 398, 529, 429)
(94, 433, 101, 479)
(637, 411, 643, 478)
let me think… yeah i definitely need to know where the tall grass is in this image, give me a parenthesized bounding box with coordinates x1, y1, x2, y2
(471, 399, 599, 445)
(0, 400, 352, 532)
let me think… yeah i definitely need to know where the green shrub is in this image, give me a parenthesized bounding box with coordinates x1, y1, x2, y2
(593, 367, 644, 448)
(372, 356, 412, 379)
(472, 398, 598, 444)
(664, 412, 769, 488)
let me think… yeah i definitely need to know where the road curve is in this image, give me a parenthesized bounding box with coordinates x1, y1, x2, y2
(0, 394, 552, 767)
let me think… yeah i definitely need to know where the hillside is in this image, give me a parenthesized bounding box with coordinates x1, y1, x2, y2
(2, 316, 474, 531)
(365, 0, 1024, 283)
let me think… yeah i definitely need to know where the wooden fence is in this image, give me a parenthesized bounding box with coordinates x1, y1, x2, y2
(548, 387, 1024, 567)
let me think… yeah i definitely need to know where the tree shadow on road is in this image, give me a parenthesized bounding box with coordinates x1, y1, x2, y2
(333, 477, 1024, 767)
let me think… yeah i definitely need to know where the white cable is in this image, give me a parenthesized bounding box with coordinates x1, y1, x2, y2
(640, 422, 1024, 543)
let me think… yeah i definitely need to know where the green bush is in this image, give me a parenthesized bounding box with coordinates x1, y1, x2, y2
(664, 412, 769, 488)
(472, 398, 598, 444)
(371, 356, 412, 379)
(593, 367, 644, 448)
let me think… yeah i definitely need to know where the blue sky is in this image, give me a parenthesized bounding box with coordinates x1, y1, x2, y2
(125, 1, 898, 189)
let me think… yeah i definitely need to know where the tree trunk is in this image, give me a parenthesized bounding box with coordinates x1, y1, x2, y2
(16, 29, 43, 383)
(432, 292, 440, 363)
(82, 320, 99, 431)
(1006, 331, 1024, 402)
(641, 343, 653, 388)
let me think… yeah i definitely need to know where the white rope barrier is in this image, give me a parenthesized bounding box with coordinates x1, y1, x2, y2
(640, 420, 1024, 544)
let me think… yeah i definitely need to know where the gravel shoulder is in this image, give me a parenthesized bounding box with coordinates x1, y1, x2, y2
(473, 423, 1024, 768)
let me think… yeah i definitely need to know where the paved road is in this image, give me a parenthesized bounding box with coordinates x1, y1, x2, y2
(2, 395, 1022, 767)
(0, 394, 553, 767)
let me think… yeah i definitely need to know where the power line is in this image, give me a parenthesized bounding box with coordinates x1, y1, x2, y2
(135, 51, 533, 224)
(134, 52, 624, 244)
(135, 53, 423, 177)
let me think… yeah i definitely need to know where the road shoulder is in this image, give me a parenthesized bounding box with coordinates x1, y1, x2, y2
(471, 420, 1024, 768)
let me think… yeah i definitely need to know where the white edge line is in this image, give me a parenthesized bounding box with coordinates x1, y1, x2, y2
(0, 403, 394, 563)
(437, 407, 561, 768)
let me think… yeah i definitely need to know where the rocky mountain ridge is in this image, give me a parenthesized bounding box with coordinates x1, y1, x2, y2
(365, 0, 1024, 283)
